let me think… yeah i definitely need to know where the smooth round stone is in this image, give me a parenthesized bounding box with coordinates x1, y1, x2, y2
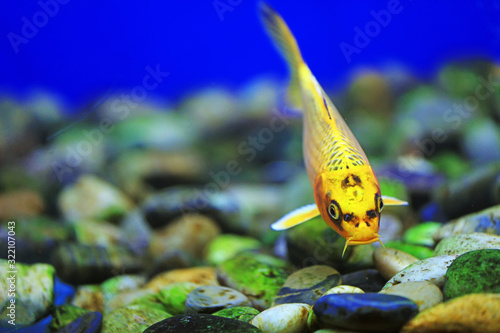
(432, 205, 500, 242)
(212, 306, 260, 323)
(274, 266, 341, 305)
(403, 222, 441, 247)
(101, 275, 146, 313)
(373, 248, 419, 280)
(323, 285, 364, 295)
(383, 254, 459, 290)
(341, 269, 386, 293)
(341, 244, 375, 273)
(185, 286, 251, 314)
(49, 305, 88, 331)
(250, 303, 311, 333)
(313, 293, 418, 332)
(149, 214, 220, 261)
(204, 234, 262, 266)
(401, 294, 500, 332)
(434, 232, 500, 256)
(145, 267, 218, 292)
(385, 241, 434, 260)
(443, 249, 500, 300)
(74, 220, 122, 248)
(71, 285, 103, 313)
(216, 252, 288, 310)
(143, 313, 263, 333)
(50, 243, 143, 285)
(58, 175, 134, 223)
(101, 305, 171, 333)
(379, 281, 443, 311)
(157, 282, 200, 315)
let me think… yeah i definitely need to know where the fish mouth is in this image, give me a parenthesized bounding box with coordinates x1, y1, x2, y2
(346, 234, 380, 245)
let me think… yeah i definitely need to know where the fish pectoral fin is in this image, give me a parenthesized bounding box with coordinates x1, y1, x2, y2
(382, 195, 409, 206)
(271, 203, 320, 231)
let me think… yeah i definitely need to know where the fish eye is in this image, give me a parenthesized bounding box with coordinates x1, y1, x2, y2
(328, 202, 340, 220)
(344, 213, 353, 222)
(377, 195, 384, 213)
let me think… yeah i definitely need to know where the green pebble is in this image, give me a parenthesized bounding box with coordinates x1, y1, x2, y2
(443, 249, 500, 300)
(50, 305, 89, 331)
(129, 293, 170, 313)
(212, 306, 260, 323)
(403, 222, 442, 247)
(205, 234, 262, 266)
(216, 252, 288, 310)
(102, 305, 171, 333)
(157, 282, 199, 315)
(385, 241, 434, 260)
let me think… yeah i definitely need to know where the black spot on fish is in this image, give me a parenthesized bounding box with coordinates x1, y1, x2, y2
(341, 174, 362, 189)
(365, 221, 371, 227)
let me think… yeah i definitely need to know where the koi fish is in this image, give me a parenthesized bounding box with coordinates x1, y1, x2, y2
(260, 3, 408, 256)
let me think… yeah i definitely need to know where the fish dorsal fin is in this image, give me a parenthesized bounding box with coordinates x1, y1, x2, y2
(382, 195, 408, 206)
(260, 2, 304, 110)
(271, 203, 320, 231)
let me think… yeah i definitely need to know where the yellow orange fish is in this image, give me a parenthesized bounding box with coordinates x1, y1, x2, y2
(261, 3, 407, 256)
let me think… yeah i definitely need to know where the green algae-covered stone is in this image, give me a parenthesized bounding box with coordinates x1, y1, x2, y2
(101, 275, 146, 313)
(0, 261, 55, 326)
(143, 313, 263, 333)
(403, 222, 442, 247)
(443, 249, 500, 300)
(286, 216, 349, 269)
(129, 293, 170, 313)
(385, 241, 434, 260)
(49, 304, 89, 331)
(274, 266, 341, 306)
(342, 244, 375, 273)
(434, 232, 500, 256)
(157, 282, 199, 315)
(102, 304, 171, 333)
(216, 252, 288, 310)
(212, 306, 260, 323)
(204, 234, 262, 266)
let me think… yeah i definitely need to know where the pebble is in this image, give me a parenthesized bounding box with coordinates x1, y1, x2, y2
(74, 219, 122, 247)
(403, 222, 442, 247)
(185, 286, 252, 314)
(385, 241, 434, 259)
(341, 244, 375, 273)
(49, 304, 89, 331)
(274, 265, 341, 305)
(0, 261, 54, 326)
(148, 213, 220, 261)
(433, 204, 500, 241)
(101, 304, 172, 333)
(443, 249, 500, 300)
(434, 232, 500, 256)
(50, 243, 143, 285)
(401, 293, 500, 333)
(313, 293, 418, 332)
(216, 252, 288, 310)
(341, 269, 386, 293)
(379, 281, 443, 311)
(250, 303, 311, 333)
(323, 285, 364, 295)
(145, 267, 218, 292)
(212, 306, 260, 323)
(204, 234, 262, 266)
(383, 254, 459, 290)
(101, 275, 146, 313)
(157, 282, 200, 315)
(58, 175, 134, 223)
(373, 247, 419, 280)
(0, 189, 44, 219)
(71, 285, 104, 313)
(143, 313, 263, 333)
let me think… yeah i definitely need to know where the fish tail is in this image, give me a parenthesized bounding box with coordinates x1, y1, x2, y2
(260, 2, 304, 110)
